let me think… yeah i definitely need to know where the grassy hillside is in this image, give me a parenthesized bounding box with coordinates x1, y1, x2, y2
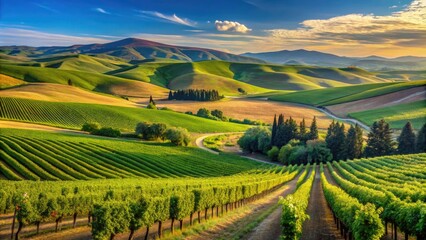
(0, 83, 137, 107)
(349, 100, 426, 129)
(110, 61, 391, 94)
(0, 128, 265, 180)
(0, 74, 25, 89)
(0, 64, 169, 97)
(269, 81, 426, 106)
(0, 97, 249, 132)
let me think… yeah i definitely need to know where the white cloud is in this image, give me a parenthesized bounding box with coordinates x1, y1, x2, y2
(215, 20, 252, 33)
(389, 5, 398, 9)
(33, 3, 59, 13)
(94, 8, 110, 14)
(0, 28, 111, 46)
(138, 11, 196, 27)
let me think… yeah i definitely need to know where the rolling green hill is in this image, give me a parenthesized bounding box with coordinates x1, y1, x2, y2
(269, 81, 426, 106)
(0, 128, 266, 180)
(108, 61, 391, 94)
(349, 100, 426, 129)
(0, 97, 249, 132)
(0, 63, 169, 97)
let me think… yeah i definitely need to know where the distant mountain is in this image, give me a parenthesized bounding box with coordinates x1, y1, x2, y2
(0, 38, 265, 64)
(242, 50, 426, 71)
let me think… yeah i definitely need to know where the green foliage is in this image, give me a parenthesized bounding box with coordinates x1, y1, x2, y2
(321, 169, 384, 240)
(168, 89, 223, 101)
(170, 193, 195, 220)
(197, 108, 211, 118)
(165, 127, 191, 146)
(279, 166, 315, 239)
(135, 122, 167, 140)
(353, 204, 384, 240)
(365, 119, 395, 157)
(325, 121, 347, 160)
(92, 127, 121, 138)
(417, 123, 426, 153)
(346, 124, 364, 160)
(81, 122, 100, 132)
(306, 140, 332, 163)
(146, 102, 157, 110)
(267, 146, 280, 162)
(211, 109, 225, 120)
(238, 126, 271, 153)
(91, 202, 131, 240)
(397, 122, 416, 154)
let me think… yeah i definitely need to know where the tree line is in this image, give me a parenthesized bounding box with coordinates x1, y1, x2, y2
(168, 89, 223, 101)
(326, 120, 426, 161)
(238, 114, 426, 165)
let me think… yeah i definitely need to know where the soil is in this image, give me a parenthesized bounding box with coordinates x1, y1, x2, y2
(326, 86, 426, 117)
(241, 171, 302, 240)
(300, 166, 343, 240)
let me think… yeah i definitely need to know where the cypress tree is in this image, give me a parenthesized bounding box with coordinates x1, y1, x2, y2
(168, 91, 173, 100)
(335, 123, 347, 160)
(347, 124, 364, 160)
(309, 116, 318, 140)
(299, 118, 307, 141)
(278, 114, 284, 126)
(365, 119, 395, 157)
(417, 123, 426, 153)
(271, 114, 277, 146)
(398, 122, 416, 154)
(149, 95, 156, 105)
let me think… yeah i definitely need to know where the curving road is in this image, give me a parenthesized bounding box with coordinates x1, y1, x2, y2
(316, 107, 371, 132)
(194, 132, 280, 165)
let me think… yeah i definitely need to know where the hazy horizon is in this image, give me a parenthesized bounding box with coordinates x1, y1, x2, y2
(1, 0, 425, 57)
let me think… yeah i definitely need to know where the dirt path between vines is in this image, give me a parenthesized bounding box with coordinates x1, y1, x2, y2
(234, 172, 302, 240)
(301, 166, 343, 240)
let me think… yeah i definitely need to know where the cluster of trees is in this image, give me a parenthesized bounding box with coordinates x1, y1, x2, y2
(81, 122, 121, 138)
(326, 120, 426, 161)
(187, 108, 266, 125)
(325, 121, 363, 160)
(239, 114, 426, 165)
(271, 114, 318, 148)
(168, 89, 223, 101)
(135, 122, 191, 146)
(238, 115, 324, 165)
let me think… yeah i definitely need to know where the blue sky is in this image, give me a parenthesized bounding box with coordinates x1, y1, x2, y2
(0, 0, 425, 57)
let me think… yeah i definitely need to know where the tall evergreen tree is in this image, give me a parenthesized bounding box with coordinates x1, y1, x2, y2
(365, 119, 395, 157)
(398, 122, 416, 154)
(278, 114, 284, 126)
(417, 123, 426, 153)
(336, 123, 347, 160)
(326, 121, 346, 160)
(299, 118, 307, 141)
(346, 124, 363, 160)
(271, 114, 277, 146)
(168, 91, 173, 100)
(309, 116, 318, 140)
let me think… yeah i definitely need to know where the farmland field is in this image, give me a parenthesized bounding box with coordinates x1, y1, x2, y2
(0, 97, 249, 132)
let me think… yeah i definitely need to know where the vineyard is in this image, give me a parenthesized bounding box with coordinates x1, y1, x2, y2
(0, 97, 248, 132)
(0, 130, 426, 239)
(0, 129, 266, 180)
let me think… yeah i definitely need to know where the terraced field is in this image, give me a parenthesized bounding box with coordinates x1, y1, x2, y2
(0, 97, 249, 132)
